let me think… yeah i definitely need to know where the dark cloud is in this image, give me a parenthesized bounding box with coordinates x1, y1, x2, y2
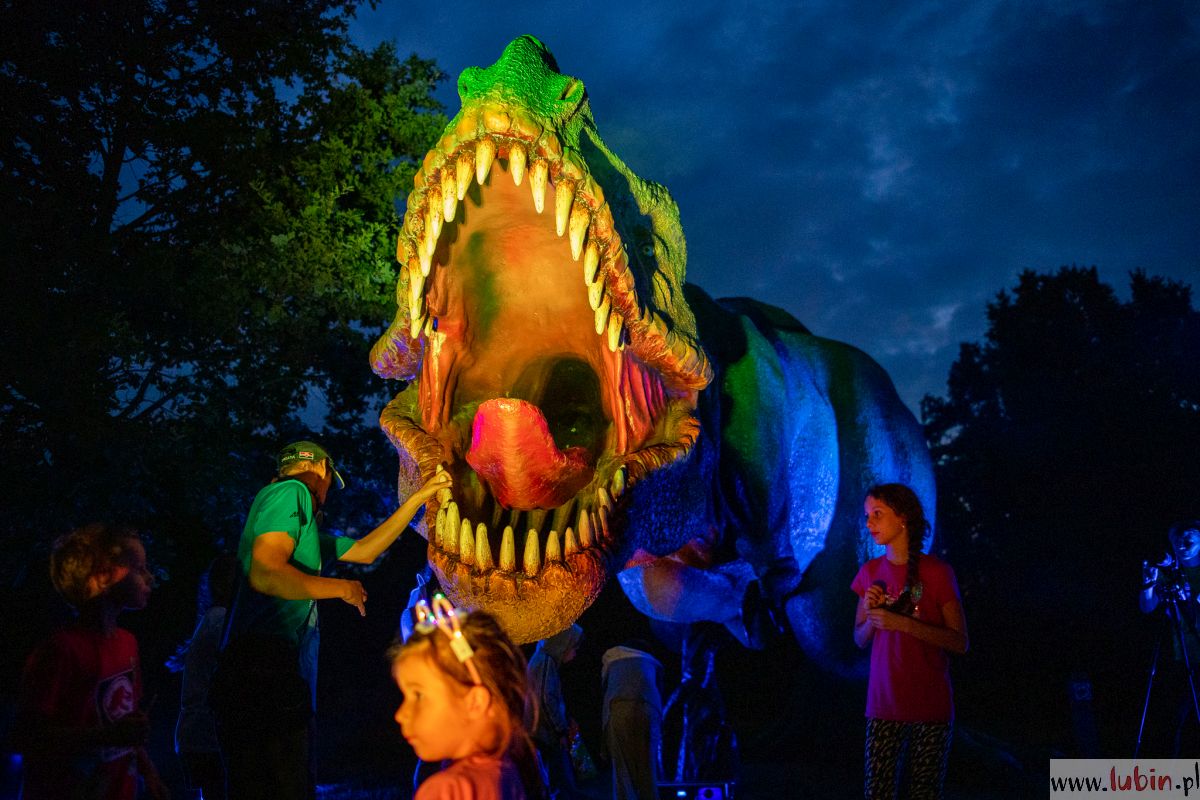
(353, 1, 1200, 413)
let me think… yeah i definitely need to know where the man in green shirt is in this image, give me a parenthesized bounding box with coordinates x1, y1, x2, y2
(216, 440, 449, 800)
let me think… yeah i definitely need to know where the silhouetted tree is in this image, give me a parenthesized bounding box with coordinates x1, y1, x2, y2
(924, 267, 1199, 592)
(0, 1, 445, 568)
(922, 266, 1200, 748)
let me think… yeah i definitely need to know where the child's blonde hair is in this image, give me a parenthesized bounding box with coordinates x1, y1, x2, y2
(389, 607, 544, 798)
(49, 523, 142, 608)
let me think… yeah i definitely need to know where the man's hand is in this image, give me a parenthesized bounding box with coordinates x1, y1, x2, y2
(341, 579, 367, 616)
(412, 469, 452, 505)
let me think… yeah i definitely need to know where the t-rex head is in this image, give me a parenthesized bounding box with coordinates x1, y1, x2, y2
(371, 35, 713, 643)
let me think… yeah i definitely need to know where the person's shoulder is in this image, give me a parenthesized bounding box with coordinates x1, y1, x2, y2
(919, 553, 959, 588)
(258, 479, 306, 501)
(919, 552, 953, 573)
(417, 757, 501, 800)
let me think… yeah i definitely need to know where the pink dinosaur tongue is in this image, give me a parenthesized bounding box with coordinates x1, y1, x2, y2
(465, 398, 594, 510)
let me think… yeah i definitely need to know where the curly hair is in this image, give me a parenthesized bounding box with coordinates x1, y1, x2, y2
(866, 483, 931, 612)
(49, 523, 142, 608)
(388, 608, 545, 798)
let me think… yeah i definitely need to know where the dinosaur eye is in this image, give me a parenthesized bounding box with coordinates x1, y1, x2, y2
(639, 243, 654, 258)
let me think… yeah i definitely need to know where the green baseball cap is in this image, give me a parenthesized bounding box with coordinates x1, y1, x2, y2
(277, 440, 346, 489)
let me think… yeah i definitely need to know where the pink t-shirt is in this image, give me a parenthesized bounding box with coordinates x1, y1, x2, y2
(415, 753, 526, 800)
(851, 554, 960, 722)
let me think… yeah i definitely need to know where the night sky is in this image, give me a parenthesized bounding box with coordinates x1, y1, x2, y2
(351, 2, 1199, 414)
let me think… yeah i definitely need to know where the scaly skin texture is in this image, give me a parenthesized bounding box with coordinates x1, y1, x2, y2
(371, 36, 932, 669)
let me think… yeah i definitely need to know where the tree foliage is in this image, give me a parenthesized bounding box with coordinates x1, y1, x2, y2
(923, 267, 1199, 591)
(921, 266, 1200, 745)
(0, 1, 446, 571)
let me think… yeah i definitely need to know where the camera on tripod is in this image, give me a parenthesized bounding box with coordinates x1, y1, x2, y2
(1144, 556, 1193, 604)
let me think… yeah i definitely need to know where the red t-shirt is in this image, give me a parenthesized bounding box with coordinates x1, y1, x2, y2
(415, 753, 526, 800)
(851, 554, 960, 723)
(17, 625, 143, 800)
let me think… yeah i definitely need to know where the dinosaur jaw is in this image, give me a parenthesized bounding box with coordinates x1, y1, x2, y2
(375, 115, 709, 643)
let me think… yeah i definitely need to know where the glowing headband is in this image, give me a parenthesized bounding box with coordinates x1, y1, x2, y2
(414, 594, 482, 685)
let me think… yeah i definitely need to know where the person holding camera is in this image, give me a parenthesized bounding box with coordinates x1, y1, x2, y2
(1141, 522, 1200, 616)
(1138, 520, 1200, 757)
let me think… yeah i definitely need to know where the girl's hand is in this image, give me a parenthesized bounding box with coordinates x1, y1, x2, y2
(865, 584, 886, 609)
(866, 608, 909, 633)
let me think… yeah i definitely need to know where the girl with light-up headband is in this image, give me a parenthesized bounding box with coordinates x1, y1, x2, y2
(389, 596, 545, 799)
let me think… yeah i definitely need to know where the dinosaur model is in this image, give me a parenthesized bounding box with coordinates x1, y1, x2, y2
(371, 35, 932, 672)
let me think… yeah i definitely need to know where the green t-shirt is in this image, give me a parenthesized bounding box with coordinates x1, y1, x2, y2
(226, 479, 355, 645)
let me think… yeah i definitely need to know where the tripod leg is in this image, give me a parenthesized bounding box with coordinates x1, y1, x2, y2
(1136, 619, 1167, 758)
(1171, 600, 1200, 734)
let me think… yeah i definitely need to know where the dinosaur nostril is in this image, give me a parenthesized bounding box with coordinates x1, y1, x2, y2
(559, 79, 581, 102)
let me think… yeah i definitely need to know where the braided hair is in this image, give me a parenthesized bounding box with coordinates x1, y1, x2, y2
(866, 483, 931, 614)
(389, 609, 545, 799)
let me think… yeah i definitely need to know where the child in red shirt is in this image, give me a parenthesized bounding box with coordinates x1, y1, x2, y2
(852, 484, 968, 800)
(14, 524, 168, 800)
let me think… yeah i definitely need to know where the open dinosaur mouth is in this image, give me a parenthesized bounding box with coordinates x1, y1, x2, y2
(372, 107, 710, 641)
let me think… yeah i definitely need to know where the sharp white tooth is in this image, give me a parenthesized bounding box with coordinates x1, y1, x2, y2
(435, 507, 446, 546)
(564, 527, 579, 557)
(475, 523, 493, 570)
(594, 294, 611, 335)
(500, 526, 516, 571)
(607, 313, 623, 352)
(491, 503, 504, 530)
(583, 241, 600, 284)
(545, 530, 562, 563)
(423, 317, 434, 338)
(410, 311, 426, 339)
(568, 205, 588, 260)
(445, 502, 460, 554)
(611, 467, 626, 498)
(597, 487, 613, 511)
(523, 529, 541, 576)
(456, 153, 472, 200)
(597, 505, 610, 541)
(588, 279, 604, 310)
(530, 161, 548, 214)
(408, 272, 426, 320)
(427, 201, 442, 244)
(577, 509, 594, 548)
(529, 509, 547, 532)
(418, 238, 432, 277)
(476, 138, 496, 185)
(509, 143, 527, 186)
(555, 182, 573, 237)
(551, 499, 575, 535)
(459, 519, 474, 564)
(442, 173, 457, 222)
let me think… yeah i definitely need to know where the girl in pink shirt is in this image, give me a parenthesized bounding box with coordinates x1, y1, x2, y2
(390, 597, 545, 800)
(852, 484, 969, 799)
